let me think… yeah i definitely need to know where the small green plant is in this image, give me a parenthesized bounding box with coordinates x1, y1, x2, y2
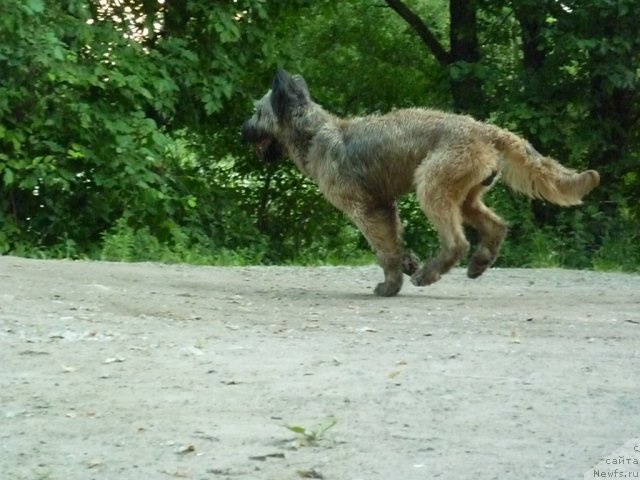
(593, 231, 640, 272)
(526, 229, 563, 268)
(285, 418, 337, 445)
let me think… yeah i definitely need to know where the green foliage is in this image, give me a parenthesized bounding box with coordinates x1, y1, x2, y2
(0, 0, 638, 271)
(100, 217, 264, 265)
(593, 230, 640, 273)
(0, 0, 271, 262)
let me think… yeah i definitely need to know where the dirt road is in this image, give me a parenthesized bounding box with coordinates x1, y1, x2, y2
(1, 256, 639, 480)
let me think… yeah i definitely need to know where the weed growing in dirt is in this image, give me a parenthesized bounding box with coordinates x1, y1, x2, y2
(285, 419, 337, 445)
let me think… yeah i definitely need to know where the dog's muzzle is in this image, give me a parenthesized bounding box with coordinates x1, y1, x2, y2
(241, 121, 284, 163)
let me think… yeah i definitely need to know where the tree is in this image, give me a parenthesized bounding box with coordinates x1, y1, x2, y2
(384, 0, 486, 117)
(0, 0, 637, 268)
(0, 0, 273, 255)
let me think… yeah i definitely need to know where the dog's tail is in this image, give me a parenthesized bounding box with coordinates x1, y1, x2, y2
(486, 126, 600, 206)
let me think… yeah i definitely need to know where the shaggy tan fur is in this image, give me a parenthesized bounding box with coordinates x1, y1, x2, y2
(241, 70, 600, 296)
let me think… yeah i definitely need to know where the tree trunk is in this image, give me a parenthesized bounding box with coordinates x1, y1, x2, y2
(449, 0, 484, 116)
(513, 2, 548, 73)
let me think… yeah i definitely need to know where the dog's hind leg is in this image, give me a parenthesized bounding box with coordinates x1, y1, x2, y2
(401, 249, 420, 277)
(411, 152, 471, 286)
(350, 203, 406, 296)
(410, 201, 470, 286)
(462, 184, 508, 278)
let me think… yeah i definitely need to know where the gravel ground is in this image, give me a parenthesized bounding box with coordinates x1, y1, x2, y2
(1, 256, 639, 480)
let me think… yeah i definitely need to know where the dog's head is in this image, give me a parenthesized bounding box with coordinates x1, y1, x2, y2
(241, 69, 311, 162)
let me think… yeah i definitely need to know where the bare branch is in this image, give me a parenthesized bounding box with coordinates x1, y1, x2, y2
(384, 0, 451, 65)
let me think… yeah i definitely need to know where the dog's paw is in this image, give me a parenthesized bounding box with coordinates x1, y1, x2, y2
(402, 250, 420, 276)
(374, 281, 402, 297)
(467, 247, 495, 279)
(410, 266, 440, 286)
(467, 261, 489, 279)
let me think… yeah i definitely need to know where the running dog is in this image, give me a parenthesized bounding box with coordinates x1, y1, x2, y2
(241, 70, 600, 296)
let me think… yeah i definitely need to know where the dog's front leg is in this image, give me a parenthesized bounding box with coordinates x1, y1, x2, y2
(348, 203, 406, 297)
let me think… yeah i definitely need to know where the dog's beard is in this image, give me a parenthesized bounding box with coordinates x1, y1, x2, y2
(258, 137, 285, 163)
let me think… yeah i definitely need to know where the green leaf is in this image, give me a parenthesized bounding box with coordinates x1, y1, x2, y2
(3, 168, 14, 186)
(52, 46, 65, 61)
(139, 87, 153, 100)
(148, 131, 163, 148)
(285, 425, 307, 435)
(58, 168, 76, 182)
(25, 0, 45, 14)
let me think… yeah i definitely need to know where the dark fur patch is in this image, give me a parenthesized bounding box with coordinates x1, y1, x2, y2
(481, 170, 498, 186)
(263, 139, 285, 163)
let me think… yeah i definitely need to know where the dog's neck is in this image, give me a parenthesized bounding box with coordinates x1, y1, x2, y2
(283, 105, 336, 178)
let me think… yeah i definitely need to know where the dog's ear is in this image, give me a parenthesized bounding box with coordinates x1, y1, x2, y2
(271, 69, 309, 121)
(292, 74, 310, 99)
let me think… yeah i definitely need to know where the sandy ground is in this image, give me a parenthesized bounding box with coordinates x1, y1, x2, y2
(0, 256, 639, 480)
